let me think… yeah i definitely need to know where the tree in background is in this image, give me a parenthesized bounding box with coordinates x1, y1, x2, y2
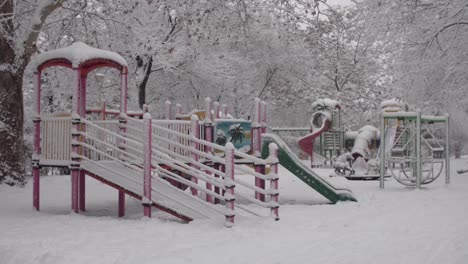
(354, 0, 468, 155)
(0, 0, 65, 185)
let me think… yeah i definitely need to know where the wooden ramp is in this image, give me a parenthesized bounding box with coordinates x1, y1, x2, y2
(81, 160, 226, 221)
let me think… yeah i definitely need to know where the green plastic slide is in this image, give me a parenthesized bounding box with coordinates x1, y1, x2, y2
(262, 133, 357, 203)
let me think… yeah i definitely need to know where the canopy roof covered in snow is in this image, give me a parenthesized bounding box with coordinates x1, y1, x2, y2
(32, 42, 128, 73)
(380, 98, 406, 112)
(311, 98, 341, 110)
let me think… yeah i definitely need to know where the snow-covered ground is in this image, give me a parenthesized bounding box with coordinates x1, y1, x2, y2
(1, 158, 468, 264)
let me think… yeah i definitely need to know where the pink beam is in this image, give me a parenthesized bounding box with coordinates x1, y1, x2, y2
(120, 67, 128, 114)
(224, 143, 235, 227)
(268, 143, 280, 220)
(261, 101, 267, 134)
(204, 97, 213, 203)
(80, 75, 87, 117)
(213, 101, 220, 120)
(190, 115, 200, 196)
(175, 103, 182, 119)
(72, 68, 81, 116)
(33, 71, 41, 211)
(143, 113, 153, 217)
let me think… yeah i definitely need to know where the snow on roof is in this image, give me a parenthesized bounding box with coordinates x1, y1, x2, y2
(311, 98, 341, 110)
(380, 98, 404, 110)
(32, 42, 128, 69)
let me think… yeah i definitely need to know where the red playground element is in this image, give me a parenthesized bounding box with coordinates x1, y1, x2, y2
(297, 111, 332, 167)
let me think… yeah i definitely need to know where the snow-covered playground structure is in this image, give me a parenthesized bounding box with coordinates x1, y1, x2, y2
(31, 43, 282, 227)
(379, 99, 450, 189)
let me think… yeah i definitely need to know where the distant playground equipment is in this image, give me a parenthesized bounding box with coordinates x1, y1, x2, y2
(271, 98, 450, 188)
(379, 100, 450, 189)
(271, 99, 344, 167)
(298, 99, 344, 167)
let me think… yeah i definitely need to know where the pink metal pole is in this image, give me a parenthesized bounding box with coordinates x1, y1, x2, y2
(165, 100, 172, 120)
(224, 143, 235, 227)
(118, 79, 128, 216)
(268, 143, 280, 221)
(70, 68, 81, 213)
(143, 113, 153, 217)
(190, 115, 200, 196)
(78, 74, 87, 211)
(33, 71, 41, 211)
(80, 75, 87, 117)
(204, 97, 213, 203)
(72, 69, 80, 116)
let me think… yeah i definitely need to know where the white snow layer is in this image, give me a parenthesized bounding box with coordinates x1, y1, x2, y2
(1, 158, 468, 264)
(311, 98, 341, 110)
(380, 98, 405, 111)
(32, 42, 128, 69)
(351, 125, 380, 158)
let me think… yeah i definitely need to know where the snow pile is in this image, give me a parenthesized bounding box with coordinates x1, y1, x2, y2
(32, 42, 128, 69)
(351, 125, 379, 159)
(311, 98, 341, 110)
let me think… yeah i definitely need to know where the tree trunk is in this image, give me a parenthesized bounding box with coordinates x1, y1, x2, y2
(0, 71, 25, 185)
(137, 56, 153, 109)
(0, 0, 63, 185)
(0, 0, 25, 185)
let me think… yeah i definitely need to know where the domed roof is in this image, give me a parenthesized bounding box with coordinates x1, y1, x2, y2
(32, 42, 127, 71)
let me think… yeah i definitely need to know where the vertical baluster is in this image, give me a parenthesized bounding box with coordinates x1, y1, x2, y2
(268, 143, 280, 221)
(143, 113, 153, 217)
(190, 115, 200, 196)
(224, 143, 235, 227)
